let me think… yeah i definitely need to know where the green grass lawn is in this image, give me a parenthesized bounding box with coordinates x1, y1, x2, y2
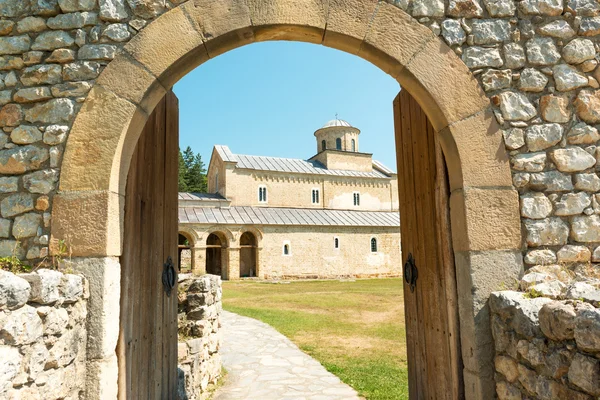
(222, 278, 408, 400)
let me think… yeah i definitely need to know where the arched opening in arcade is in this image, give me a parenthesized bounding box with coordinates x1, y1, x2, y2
(239, 231, 258, 278)
(178, 232, 194, 272)
(205, 232, 227, 277)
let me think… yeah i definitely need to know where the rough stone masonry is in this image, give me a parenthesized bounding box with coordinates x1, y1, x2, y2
(0, 268, 88, 398)
(0, 0, 599, 398)
(0, 0, 597, 279)
(177, 273, 222, 400)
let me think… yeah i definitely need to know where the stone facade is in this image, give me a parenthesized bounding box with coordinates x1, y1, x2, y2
(180, 122, 402, 280)
(0, 0, 596, 397)
(182, 224, 402, 280)
(177, 274, 222, 400)
(490, 290, 600, 399)
(0, 268, 88, 399)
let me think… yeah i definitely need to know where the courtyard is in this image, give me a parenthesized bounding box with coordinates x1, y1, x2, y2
(221, 279, 408, 400)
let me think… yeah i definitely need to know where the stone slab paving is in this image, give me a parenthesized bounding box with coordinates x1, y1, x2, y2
(212, 311, 362, 400)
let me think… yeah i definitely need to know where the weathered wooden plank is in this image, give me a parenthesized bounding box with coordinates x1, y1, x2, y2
(394, 90, 463, 399)
(164, 91, 180, 398)
(118, 92, 179, 400)
(394, 92, 421, 398)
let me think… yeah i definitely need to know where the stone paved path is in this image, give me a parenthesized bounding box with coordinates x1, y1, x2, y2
(212, 311, 362, 400)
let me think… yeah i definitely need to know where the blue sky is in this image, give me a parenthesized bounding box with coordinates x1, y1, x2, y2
(173, 41, 400, 170)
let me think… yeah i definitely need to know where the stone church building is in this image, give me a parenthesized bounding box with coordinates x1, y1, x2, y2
(178, 120, 402, 280)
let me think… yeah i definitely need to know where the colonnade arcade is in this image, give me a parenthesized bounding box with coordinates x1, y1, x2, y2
(177, 227, 262, 280)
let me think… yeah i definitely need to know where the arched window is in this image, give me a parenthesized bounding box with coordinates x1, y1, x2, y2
(334, 237, 339, 249)
(258, 185, 267, 203)
(336, 138, 342, 150)
(351, 139, 356, 152)
(283, 243, 290, 255)
(371, 237, 378, 253)
(353, 192, 360, 206)
(312, 188, 320, 204)
(321, 140, 327, 151)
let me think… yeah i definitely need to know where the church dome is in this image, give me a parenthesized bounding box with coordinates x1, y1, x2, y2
(321, 119, 353, 129)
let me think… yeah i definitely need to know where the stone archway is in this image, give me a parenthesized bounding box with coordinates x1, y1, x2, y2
(51, 1, 522, 398)
(178, 232, 194, 272)
(205, 232, 227, 277)
(239, 231, 258, 278)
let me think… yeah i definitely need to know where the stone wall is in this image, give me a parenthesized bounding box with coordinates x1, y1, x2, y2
(0, 268, 88, 399)
(177, 274, 222, 400)
(490, 290, 600, 399)
(0, 0, 596, 272)
(183, 224, 402, 280)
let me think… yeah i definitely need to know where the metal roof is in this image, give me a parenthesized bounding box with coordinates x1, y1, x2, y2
(179, 206, 400, 227)
(321, 119, 353, 128)
(178, 192, 227, 201)
(213, 145, 394, 178)
(372, 160, 396, 175)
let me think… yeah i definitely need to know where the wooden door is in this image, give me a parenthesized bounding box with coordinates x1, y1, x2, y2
(393, 90, 463, 399)
(118, 91, 179, 399)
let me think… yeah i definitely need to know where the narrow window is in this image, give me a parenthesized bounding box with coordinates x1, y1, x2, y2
(371, 237, 378, 253)
(215, 172, 219, 190)
(351, 139, 356, 152)
(321, 140, 327, 151)
(283, 242, 290, 256)
(336, 138, 342, 150)
(312, 189, 320, 204)
(353, 192, 360, 206)
(334, 237, 339, 249)
(258, 186, 267, 203)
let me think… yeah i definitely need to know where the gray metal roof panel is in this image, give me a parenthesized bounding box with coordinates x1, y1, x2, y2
(373, 160, 395, 175)
(178, 192, 227, 201)
(179, 206, 399, 227)
(222, 208, 236, 224)
(220, 148, 392, 179)
(179, 208, 189, 223)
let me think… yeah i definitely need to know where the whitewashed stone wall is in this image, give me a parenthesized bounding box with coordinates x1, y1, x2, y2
(490, 290, 600, 399)
(0, 268, 88, 399)
(177, 274, 222, 400)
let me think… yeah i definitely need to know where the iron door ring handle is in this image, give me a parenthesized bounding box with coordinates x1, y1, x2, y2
(404, 253, 418, 293)
(162, 256, 176, 297)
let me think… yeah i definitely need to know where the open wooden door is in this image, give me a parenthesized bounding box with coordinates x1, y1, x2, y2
(394, 90, 463, 399)
(118, 91, 179, 399)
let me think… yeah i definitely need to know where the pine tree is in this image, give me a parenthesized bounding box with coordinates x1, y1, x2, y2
(178, 149, 188, 192)
(178, 146, 208, 193)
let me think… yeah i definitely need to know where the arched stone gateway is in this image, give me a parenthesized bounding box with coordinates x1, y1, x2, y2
(35, 0, 534, 398)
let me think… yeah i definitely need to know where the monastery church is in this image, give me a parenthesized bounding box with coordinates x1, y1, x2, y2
(178, 119, 402, 280)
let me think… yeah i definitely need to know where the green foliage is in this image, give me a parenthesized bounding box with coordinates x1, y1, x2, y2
(179, 146, 207, 193)
(524, 287, 544, 299)
(0, 256, 32, 274)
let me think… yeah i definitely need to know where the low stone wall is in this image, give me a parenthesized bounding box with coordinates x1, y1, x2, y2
(177, 274, 222, 400)
(0, 268, 88, 399)
(490, 290, 600, 399)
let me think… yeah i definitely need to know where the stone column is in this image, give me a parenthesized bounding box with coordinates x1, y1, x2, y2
(255, 247, 263, 279)
(192, 246, 206, 275)
(226, 247, 240, 280)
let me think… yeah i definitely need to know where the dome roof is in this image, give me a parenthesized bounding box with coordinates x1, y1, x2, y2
(321, 119, 353, 128)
